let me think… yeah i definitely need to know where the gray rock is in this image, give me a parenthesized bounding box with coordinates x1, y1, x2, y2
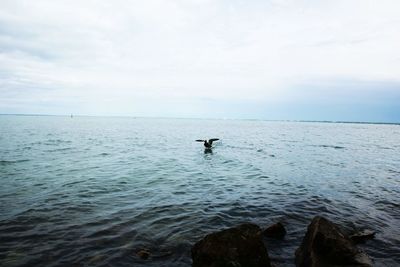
(192, 223, 272, 267)
(295, 216, 373, 267)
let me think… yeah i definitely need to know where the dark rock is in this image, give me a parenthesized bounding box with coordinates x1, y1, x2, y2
(295, 216, 373, 267)
(192, 223, 272, 267)
(137, 249, 150, 260)
(350, 230, 376, 244)
(263, 222, 286, 238)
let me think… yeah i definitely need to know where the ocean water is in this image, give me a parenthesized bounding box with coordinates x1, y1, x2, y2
(0, 115, 399, 267)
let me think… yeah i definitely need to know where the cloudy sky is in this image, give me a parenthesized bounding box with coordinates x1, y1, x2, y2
(0, 0, 399, 122)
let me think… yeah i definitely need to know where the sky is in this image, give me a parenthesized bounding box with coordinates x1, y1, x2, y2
(0, 0, 399, 122)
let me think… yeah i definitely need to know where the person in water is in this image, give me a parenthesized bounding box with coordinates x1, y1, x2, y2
(195, 138, 219, 148)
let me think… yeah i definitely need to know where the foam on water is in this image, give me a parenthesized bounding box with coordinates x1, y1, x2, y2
(0, 116, 399, 266)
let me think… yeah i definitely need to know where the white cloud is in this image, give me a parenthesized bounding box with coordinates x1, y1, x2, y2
(0, 0, 399, 116)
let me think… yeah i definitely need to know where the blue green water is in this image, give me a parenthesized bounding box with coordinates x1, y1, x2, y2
(0, 116, 399, 266)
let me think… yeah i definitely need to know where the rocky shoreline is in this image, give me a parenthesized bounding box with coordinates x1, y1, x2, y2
(191, 216, 375, 267)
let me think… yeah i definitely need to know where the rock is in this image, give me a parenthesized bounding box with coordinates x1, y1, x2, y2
(295, 216, 373, 267)
(263, 222, 286, 238)
(137, 249, 150, 260)
(350, 230, 376, 244)
(192, 223, 272, 267)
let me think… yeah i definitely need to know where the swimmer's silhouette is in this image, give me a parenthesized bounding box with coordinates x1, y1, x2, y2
(195, 138, 219, 148)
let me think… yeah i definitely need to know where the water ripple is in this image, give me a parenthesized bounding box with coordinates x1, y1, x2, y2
(0, 117, 399, 266)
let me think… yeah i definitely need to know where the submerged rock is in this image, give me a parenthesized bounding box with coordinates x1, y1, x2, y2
(191, 223, 272, 267)
(295, 216, 372, 267)
(137, 249, 150, 260)
(350, 230, 376, 244)
(263, 222, 286, 239)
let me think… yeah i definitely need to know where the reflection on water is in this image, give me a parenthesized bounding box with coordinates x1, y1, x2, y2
(0, 116, 399, 266)
(204, 148, 213, 154)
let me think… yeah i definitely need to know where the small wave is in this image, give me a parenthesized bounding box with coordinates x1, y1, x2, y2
(46, 147, 73, 152)
(318, 145, 345, 149)
(374, 200, 400, 209)
(62, 180, 84, 187)
(379, 147, 392, 150)
(0, 159, 29, 165)
(388, 169, 400, 174)
(44, 139, 72, 145)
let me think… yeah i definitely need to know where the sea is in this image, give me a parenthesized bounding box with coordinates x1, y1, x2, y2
(0, 115, 399, 266)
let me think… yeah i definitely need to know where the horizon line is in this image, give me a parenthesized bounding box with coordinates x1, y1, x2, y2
(0, 113, 399, 126)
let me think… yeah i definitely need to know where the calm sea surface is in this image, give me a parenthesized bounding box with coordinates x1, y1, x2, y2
(0, 116, 399, 266)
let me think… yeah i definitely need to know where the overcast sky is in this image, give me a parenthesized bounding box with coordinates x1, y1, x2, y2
(0, 0, 399, 122)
